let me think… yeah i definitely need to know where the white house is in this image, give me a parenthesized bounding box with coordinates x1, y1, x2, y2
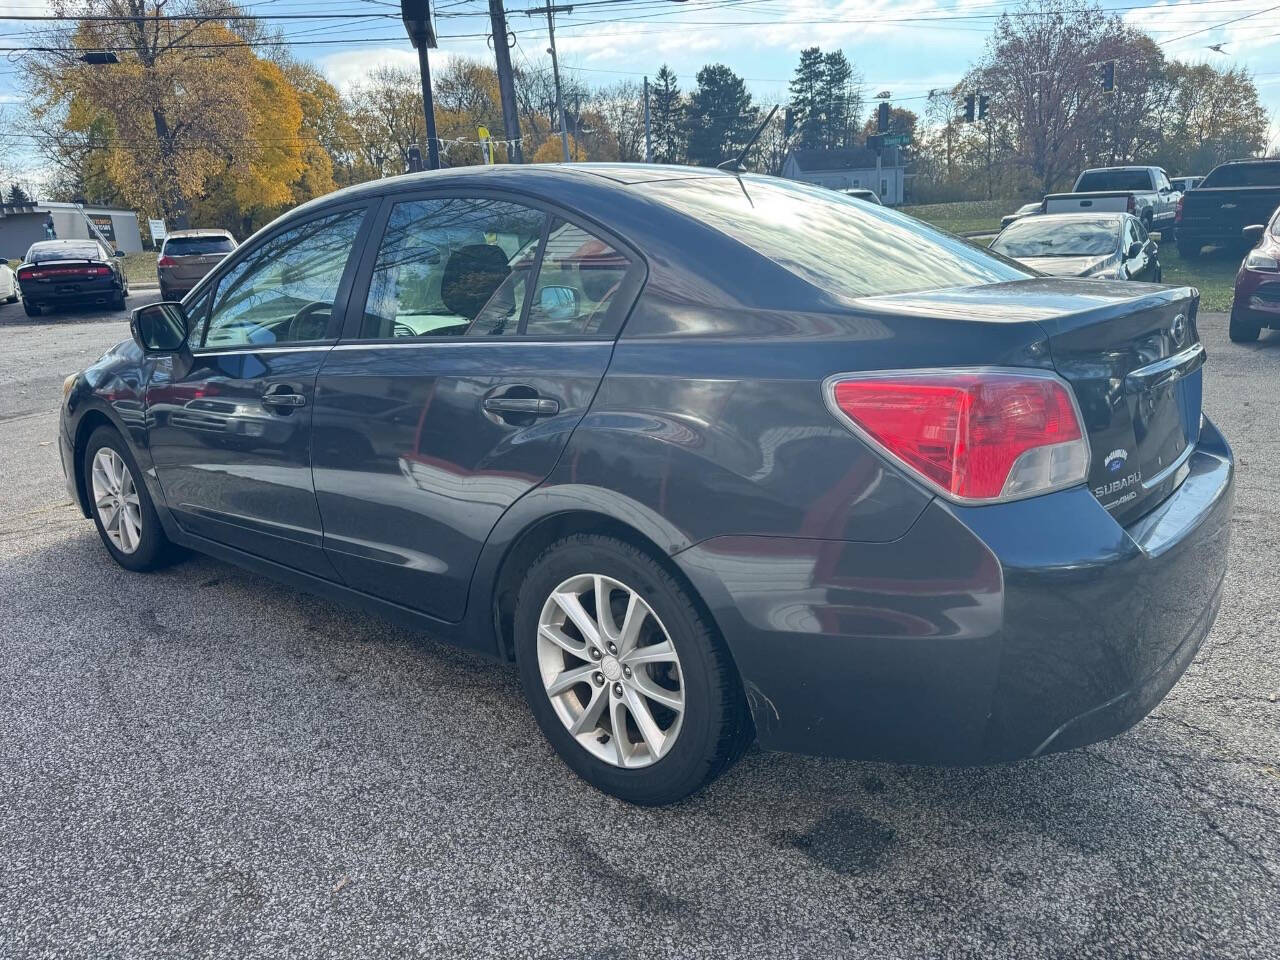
(781, 148, 907, 205)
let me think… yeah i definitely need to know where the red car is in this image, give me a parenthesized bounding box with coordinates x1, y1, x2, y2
(1230, 206, 1280, 342)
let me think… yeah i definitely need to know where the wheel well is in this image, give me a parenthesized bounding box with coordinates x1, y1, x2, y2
(70, 410, 113, 517)
(491, 512, 707, 663)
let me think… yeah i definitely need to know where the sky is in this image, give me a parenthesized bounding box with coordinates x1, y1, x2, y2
(1, 0, 1278, 184)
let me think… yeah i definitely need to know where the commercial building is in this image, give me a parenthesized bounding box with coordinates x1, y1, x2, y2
(0, 201, 143, 260)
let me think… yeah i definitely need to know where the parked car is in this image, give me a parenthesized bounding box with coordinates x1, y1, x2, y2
(1001, 201, 1043, 229)
(1043, 165, 1180, 236)
(838, 187, 881, 204)
(17, 239, 129, 317)
(989, 212, 1161, 281)
(1175, 159, 1280, 258)
(1170, 176, 1203, 193)
(59, 166, 1233, 805)
(0, 261, 19, 304)
(156, 229, 237, 301)
(1228, 205, 1280, 342)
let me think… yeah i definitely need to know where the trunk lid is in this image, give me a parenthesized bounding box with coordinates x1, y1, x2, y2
(863, 279, 1203, 525)
(1181, 186, 1280, 239)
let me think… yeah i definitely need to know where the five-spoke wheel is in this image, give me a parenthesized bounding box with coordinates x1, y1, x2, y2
(90, 447, 143, 554)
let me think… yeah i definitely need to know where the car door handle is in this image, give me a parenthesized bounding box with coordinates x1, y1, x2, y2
(261, 391, 306, 408)
(482, 397, 559, 416)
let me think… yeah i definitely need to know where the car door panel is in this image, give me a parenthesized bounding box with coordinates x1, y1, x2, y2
(311, 342, 613, 622)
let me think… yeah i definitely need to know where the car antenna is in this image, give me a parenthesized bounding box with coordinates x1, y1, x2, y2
(717, 104, 779, 175)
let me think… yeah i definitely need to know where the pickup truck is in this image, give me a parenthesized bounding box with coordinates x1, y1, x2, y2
(1042, 166, 1180, 235)
(1175, 159, 1280, 258)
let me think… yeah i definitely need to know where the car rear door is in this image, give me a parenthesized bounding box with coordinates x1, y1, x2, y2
(146, 203, 373, 577)
(310, 191, 642, 627)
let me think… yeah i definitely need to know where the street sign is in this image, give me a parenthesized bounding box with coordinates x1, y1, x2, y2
(882, 133, 911, 148)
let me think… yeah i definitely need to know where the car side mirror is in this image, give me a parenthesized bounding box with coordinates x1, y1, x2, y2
(1242, 224, 1266, 245)
(537, 285, 579, 321)
(1127, 241, 1143, 258)
(113, 249, 125, 258)
(131, 302, 189, 354)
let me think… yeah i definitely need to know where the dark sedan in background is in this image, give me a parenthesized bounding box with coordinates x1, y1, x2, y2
(990, 212, 1161, 281)
(17, 239, 129, 317)
(1229, 205, 1280, 342)
(59, 165, 1232, 805)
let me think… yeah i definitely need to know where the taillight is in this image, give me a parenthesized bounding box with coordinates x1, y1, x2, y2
(157, 256, 176, 267)
(827, 370, 1090, 503)
(17, 268, 35, 282)
(1175, 196, 1183, 224)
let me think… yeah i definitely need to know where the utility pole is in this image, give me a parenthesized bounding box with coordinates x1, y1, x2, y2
(401, 0, 440, 170)
(643, 75, 652, 162)
(487, 0, 523, 162)
(524, 3, 573, 162)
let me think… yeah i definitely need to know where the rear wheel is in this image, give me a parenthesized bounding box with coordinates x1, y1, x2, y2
(22, 299, 42, 317)
(514, 534, 752, 805)
(1229, 307, 1262, 343)
(83, 426, 181, 571)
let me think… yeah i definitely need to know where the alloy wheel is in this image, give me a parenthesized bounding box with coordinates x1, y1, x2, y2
(91, 448, 143, 554)
(536, 573, 686, 768)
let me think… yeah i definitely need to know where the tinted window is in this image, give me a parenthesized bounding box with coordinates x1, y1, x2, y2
(648, 176, 1028, 300)
(359, 197, 546, 340)
(201, 208, 364, 349)
(1200, 162, 1280, 188)
(1075, 170, 1153, 192)
(524, 219, 631, 337)
(991, 218, 1119, 258)
(27, 242, 101, 262)
(164, 235, 235, 256)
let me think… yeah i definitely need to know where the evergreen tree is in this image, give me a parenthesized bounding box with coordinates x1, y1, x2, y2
(821, 51, 860, 149)
(5, 183, 32, 206)
(650, 65, 685, 163)
(686, 64, 758, 167)
(788, 47, 826, 150)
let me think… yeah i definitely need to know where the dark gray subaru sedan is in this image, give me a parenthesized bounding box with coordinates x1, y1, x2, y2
(59, 165, 1233, 805)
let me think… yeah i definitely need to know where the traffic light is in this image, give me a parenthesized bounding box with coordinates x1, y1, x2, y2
(964, 93, 976, 123)
(877, 101, 890, 134)
(978, 94, 990, 120)
(867, 134, 883, 153)
(1102, 61, 1115, 92)
(784, 106, 795, 139)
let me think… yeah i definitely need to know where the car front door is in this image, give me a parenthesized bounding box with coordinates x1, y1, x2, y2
(146, 204, 372, 577)
(310, 192, 642, 627)
(1121, 217, 1156, 281)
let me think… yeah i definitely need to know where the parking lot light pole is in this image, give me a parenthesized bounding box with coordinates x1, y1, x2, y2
(401, 0, 441, 170)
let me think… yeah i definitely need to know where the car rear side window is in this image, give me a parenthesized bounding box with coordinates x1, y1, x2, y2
(647, 177, 1027, 300)
(523, 219, 631, 337)
(358, 197, 546, 340)
(1200, 163, 1280, 188)
(164, 236, 235, 256)
(1075, 170, 1153, 191)
(199, 208, 364, 349)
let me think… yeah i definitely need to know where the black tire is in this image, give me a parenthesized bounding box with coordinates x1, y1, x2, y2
(514, 534, 753, 805)
(1229, 308, 1262, 344)
(1178, 239, 1201, 259)
(111, 289, 127, 311)
(5, 290, 17, 304)
(82, 425, 182, 571)
(1153, 266, 1163, 283)
(1161, 224, 1176, 243)
(23, 299, 42, 317)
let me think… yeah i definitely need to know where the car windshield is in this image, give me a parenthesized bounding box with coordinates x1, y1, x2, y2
(164, 235, 235, 255)
(991, 219, 1119, 257)
(1200, 163, 1280, 188)
(1075, 170, 1152, 192)
(646, 176, 1029, 300)
(28, 243, 101, 262)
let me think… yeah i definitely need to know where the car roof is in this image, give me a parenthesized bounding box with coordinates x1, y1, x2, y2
(29, 239, 99, 248)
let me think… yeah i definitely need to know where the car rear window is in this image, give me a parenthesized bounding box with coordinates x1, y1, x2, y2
(1200, 163, 1280, 188)
(28, 243, 101, 262)
(645, 177, 1028, 300)
(163, 235, 235, 255)
(1075, 170, 1153, 192)
(991, 218, 1120, 257)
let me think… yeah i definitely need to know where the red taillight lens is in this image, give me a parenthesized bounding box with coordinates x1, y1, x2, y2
(17, 268, 36, 281)
(156, 256, 176, 267)
(829, 371, 1090, 503)
(1175, 196, 1184, 224)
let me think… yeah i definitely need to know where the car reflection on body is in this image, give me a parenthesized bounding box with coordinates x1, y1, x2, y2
(990, 211, 1161, 282)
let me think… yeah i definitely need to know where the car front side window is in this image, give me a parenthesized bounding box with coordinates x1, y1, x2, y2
(200, 208, 365, 349)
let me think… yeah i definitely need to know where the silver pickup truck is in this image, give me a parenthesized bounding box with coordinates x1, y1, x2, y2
(1043, 166, 1181, 236)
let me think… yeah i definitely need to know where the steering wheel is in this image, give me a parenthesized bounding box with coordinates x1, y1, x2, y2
(284, 301, 333, 342)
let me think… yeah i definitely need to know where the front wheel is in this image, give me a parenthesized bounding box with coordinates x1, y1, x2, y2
(83, 426, 182, 571)
(1229, 308, 1262, 343)
(514, 534, 753, 805)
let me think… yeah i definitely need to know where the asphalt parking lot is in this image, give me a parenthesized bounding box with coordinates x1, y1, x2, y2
(2, 296, 1278, 959)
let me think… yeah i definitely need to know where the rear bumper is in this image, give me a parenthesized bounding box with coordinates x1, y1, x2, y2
(23, 277, 122, 305)
(675, 416, 1234, 764)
